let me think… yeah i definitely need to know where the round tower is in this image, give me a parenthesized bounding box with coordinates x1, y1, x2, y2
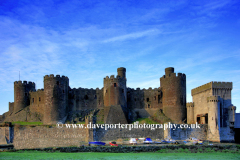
(186, 102, 194, 124)
(207, 96, 220, 142)
(14, 81, 35, 113)
(103, 67, 128, 123)
(103, 68, 127, 107)
(165, 67, 174, 76)
(117, 67, 126, 79)
(43, 74, 69, 124)
(160, 67, 186, 123)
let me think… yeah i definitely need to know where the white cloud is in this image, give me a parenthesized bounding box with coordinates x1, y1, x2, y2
(102, 29, 160, 43)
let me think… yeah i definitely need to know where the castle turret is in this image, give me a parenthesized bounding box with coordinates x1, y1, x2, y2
(117, 67, 126, 78)
(103, 67, 128, 124)
(14, 81, 35, 113)
(104, 68, 127, 107)
(43, 74, 69, 124)
(160, 67, 186, 123)
(207, 96, 220, 142)
(186, 102, 194, 124)
(228, 105, 236, 128)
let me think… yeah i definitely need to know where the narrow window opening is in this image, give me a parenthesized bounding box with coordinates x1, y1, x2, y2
(84, 95, 88, 100)
(94, 95, 97, 99)
(106, 90, 107, 93)
(147, 98, 149, 102)
(114, 83, 117, 87)
(56, 81, 60, 85)
(39, 97, 41, 102)
(205, 114, 208, 124)
(197, 117, 200, 124)
(148, 104, 150, 108)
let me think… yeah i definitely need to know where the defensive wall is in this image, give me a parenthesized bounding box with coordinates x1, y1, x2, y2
(95, 127, 164, 141)
(170, 124, 208, 141)
(13, 125, 87, 149)
(0, 123, 211, 149)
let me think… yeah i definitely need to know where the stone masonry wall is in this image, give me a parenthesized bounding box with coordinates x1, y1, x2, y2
(95, 127, 164, 141)
(192, 89, 212, 123)
(171, 124, 208, 140)
(29, 89, 45, 116)
(13, 125, 87, 149)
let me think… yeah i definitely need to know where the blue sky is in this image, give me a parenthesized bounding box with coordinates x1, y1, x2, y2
(0, 0, 240, 115)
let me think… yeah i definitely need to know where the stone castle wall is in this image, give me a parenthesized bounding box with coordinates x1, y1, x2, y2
(29, 89, 45, 116)
(127, 88, 162, 119)
(192, 89, 212, 123)
(69, 88, 97, 113)
(13, 125, 87, 149)
(95, 127, 164, 141)
(170, 124, 208, 140)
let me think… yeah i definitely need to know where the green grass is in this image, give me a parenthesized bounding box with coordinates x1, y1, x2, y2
(133, 118, 159, 124)
(11, 121, 43, 125)
(0, 151, 239, 160)
(76, 121, 85, 124)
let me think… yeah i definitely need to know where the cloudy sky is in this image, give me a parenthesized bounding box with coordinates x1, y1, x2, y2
(0, 0, 240, 115)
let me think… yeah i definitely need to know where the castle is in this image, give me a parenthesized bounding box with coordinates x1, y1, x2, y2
(0, 67, 237, 143)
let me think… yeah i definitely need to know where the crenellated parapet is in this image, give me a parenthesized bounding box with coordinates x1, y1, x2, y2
(192, 82, 232, 96)
(161, 67, 186, 80)
(44, 74, 69, 83)
(207, 96, 220, 103)
(14, 80, 35, 85)
(186, 102, 194, 108)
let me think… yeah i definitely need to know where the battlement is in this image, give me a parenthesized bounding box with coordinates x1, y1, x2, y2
(104, 75, 125, 84)
(186, 102, 194, 108)
(127, 87, 159, 92)
(161, 73, 186, 79)
(14, 81, 35, 85)
(44, 74, 69, 80)
(228, 106, 236, 111)
(212, 81, 232, 89)
(192, 81, 232, 96)
(207, 96, 220, 102)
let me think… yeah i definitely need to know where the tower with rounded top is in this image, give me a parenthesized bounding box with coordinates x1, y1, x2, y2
(14, 81, 35, 113)
(160, 67, 186, 123)
(104, 67, 127, 107)
(207, 96, 220, 141)
(103, 67, 128, 123)
(43, 74, 69, 124)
